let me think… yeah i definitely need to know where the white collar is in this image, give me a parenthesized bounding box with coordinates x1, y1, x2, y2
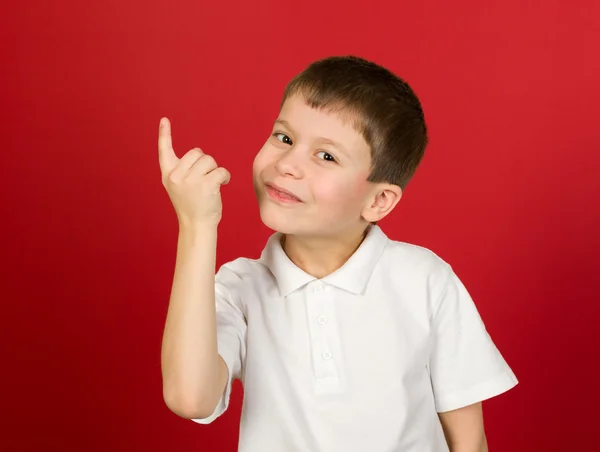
(260, 225, 388, 297)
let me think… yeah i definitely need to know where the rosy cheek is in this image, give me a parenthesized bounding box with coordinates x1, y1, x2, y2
(315, 178, 359, 206)
(251, 155, 261, 175)
(252, 147, 270, 176)
(321, 176, 370, 212)
(313, 178, 339, 198)
(352, 175, 370, 197)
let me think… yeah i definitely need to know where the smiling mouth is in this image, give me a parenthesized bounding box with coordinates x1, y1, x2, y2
(265, 183, 303, 203)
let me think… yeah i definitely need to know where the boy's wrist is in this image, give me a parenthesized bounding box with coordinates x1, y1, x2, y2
(178, 220, 219, 242)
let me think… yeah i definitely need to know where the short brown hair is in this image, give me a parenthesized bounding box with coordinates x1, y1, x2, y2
(281, 55, 428, 191)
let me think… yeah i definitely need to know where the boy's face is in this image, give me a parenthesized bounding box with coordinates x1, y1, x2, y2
(252, 94, 377, 237)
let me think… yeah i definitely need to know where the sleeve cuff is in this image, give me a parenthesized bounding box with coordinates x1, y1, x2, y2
(435, 370, 519, 413)
(191, 351, 236, 424)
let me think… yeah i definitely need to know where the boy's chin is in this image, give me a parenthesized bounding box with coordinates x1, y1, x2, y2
(258, 208, 301, 235)
(258, 207, 344, 238)
(257, 204, 324, 236)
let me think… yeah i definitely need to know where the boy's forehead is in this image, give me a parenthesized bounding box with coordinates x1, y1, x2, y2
(277, 95, 368, 151)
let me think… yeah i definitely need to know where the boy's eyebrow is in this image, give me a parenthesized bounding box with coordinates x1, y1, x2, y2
(273, 119, 350, 157)
(318, 137, 350, 157)
(274, 119, 293, 130)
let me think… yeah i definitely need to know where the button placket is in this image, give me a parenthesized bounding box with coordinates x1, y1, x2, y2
(305, 282, 333, 378)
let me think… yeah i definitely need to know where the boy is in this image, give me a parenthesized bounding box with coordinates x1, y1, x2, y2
(159, 56, 518, 452)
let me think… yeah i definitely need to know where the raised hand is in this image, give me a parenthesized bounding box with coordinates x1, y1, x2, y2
(158, 117, 231, 227)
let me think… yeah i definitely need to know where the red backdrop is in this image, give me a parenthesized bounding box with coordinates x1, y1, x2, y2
(2, 1, 599, 451)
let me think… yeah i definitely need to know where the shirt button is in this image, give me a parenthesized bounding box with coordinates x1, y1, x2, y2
(317, 315, 328, 325)
(314, 284, 323, 293)
(322, 351, 332, 360)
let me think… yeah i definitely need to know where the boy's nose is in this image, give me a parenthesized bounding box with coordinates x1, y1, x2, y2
(274, 150, 304, 179)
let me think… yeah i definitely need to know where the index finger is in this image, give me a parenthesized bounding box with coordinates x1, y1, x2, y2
(158, 117, 178, 172)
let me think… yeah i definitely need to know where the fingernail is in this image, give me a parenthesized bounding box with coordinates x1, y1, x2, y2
(160, 118, 166, 127)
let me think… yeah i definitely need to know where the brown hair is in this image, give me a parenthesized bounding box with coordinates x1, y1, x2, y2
(281, 55, 428, 191)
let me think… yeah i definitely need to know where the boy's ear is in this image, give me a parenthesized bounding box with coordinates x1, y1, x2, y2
(361, 184, 402, 223)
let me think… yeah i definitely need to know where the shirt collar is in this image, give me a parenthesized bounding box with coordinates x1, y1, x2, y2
(260, 225, 388, 297)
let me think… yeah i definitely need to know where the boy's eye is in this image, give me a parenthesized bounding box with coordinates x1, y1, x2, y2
(274, 133, 293, 145)
(316, 151, 336, 162)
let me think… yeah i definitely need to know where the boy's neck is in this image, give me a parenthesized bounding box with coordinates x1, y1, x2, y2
(281, 223, 372, 279)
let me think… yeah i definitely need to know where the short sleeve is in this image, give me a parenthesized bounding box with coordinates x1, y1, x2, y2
(428, 264, 518, 413)
(192, 262, 247, 424)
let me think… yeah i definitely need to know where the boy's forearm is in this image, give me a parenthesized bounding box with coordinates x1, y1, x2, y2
(161, 223, 223, 418)
(439, 402, 488, 452)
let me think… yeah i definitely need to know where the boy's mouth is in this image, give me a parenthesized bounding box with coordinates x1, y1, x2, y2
(265, 182, 303, 203)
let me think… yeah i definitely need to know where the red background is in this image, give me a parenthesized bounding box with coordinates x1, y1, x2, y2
(2, 1, 599, 451)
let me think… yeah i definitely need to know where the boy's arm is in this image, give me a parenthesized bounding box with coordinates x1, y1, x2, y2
(161, 225, 228, 420)
(438, 402, 488, 452)
(157, 118, 232, 420)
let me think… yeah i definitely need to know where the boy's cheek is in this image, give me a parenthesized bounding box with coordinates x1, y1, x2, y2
(325, 174, 369, 197)
(317, 179, 364, 207)
(252, 146, 276, 175)
(352, 174, 371, 196)
(315, 181, 371, 220)
(252, 153, 268, 179)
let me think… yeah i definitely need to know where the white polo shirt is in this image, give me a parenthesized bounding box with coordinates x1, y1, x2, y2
(193, 225, 518, 451)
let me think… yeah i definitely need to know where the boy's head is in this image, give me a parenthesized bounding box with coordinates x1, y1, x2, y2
(252, 55, 428, 237)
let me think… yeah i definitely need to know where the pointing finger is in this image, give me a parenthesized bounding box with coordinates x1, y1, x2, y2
(158, 117, 178, 173)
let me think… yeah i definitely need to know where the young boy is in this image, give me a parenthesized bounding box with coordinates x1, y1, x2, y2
(158, 56, 518, 452)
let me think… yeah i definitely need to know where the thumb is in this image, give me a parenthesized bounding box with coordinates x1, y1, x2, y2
(209, 167, 231, 187)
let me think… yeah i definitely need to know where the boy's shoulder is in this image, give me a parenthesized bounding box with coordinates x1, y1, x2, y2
(215, 255, 269, 282)
(381, 234, 453, 276)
